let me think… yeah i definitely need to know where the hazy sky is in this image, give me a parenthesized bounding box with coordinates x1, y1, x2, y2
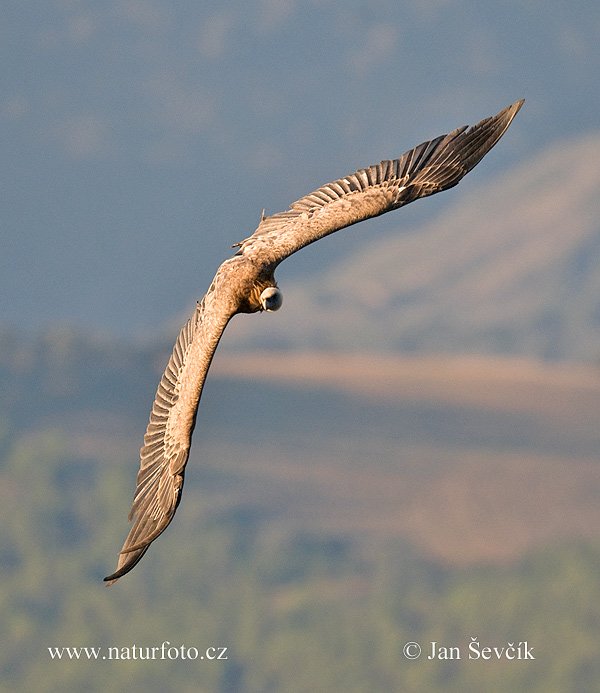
(3, 0, 600, 336)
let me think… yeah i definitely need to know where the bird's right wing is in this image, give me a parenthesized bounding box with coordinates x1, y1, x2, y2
(105, 278, 235, 584)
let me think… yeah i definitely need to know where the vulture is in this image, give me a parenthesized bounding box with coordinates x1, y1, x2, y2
(105, 99, 523, 583)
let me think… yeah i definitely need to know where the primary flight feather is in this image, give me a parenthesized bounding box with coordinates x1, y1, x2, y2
(105, 100, 523, 584)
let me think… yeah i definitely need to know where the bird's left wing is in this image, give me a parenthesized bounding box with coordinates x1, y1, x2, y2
(237, 100, 523, 267)
(105, 277, 235, 584)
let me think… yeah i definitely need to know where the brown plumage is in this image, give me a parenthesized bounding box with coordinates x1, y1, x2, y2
(105, 100, 523, 583)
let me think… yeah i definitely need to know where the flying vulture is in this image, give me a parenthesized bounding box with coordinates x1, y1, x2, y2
(105, 100, 523, 583)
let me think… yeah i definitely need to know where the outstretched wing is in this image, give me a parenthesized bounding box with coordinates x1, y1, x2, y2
(237, 100, 523, 266)
(105, 101, 523, 584)
(105, 278, 235, 584)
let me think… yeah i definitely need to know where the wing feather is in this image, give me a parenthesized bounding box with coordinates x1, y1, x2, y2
(105, 282, 235, 584)
(237, 100, 523, 265)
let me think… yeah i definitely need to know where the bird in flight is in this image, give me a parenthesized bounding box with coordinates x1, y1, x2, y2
(105, 100, 523, 584)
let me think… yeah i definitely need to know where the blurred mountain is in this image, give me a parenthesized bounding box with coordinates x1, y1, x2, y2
(3, 325, 600, 689)
(226, 132, 600, 362)
(3, 324, 600, 567)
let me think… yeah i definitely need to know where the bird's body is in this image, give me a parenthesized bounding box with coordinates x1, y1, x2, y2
(105, 100, 523, 584)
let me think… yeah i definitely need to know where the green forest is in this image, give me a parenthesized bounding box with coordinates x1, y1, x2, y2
(2, 326, 600, 691)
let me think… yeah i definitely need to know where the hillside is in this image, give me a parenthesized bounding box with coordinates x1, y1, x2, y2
(3, 329, 600, 690)
(2, 326, 599, 567)
(2, 325, 591, 566)
(226, 133, 600, 362)
(206, 350, 600, 565)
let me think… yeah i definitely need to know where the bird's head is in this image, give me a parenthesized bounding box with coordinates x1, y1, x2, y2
(260, 286, 283, 312)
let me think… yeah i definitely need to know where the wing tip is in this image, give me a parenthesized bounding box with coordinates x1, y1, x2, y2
(104, 567, 123, 586)
(492, 99, 525, 135)
(503, 98, 525, 123)
(104, 545, 150, 585)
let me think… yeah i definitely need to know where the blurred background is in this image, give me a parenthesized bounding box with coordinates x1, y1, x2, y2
(3, 1, 600, 690)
